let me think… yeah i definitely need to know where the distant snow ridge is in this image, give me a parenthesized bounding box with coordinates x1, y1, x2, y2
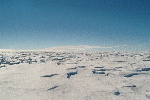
(42, 45, 113, 52)
(0, 49, 13, 52)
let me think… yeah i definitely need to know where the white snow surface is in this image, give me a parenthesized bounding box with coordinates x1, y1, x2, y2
(0, 51, 150, 100)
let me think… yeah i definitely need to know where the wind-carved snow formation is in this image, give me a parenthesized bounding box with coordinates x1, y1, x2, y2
(0, 51, 150, 100)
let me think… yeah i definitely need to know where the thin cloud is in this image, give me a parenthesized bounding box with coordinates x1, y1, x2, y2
(113, 45, 144, 48)
(113, 45, 130, 48)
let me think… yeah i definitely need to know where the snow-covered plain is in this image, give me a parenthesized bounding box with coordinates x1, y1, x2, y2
(0, 51, 150, 100)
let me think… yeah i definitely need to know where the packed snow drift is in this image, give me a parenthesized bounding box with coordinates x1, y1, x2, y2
(0, 51, 150, 100)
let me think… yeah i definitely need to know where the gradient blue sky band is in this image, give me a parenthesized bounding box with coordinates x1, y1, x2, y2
(0, 0, 149, 51)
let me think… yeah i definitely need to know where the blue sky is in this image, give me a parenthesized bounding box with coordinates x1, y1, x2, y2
(0, 0, 149, 51)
